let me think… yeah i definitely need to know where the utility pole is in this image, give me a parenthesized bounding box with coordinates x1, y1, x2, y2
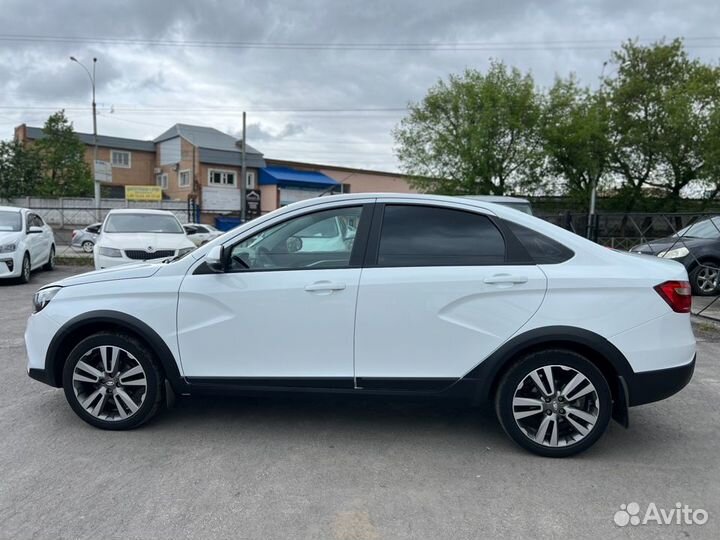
(587, 60, 608, 240)
(70, 56, 100, 220)
(240, 111, 247, 222)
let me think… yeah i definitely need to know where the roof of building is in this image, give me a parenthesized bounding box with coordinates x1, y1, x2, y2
(25, 126, 155, 152)
(265, 158, 403, 178)
(199, 148, 266, 169)
(259, 166, 338, 189)
(154, 124, 263, 155)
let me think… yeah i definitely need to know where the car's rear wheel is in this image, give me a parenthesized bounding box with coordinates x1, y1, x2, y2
(62, 333, 162, 430)
(81, 240, 94, 253)
(19, 253, 31, 284)
(495, 350, 611, 457)
(43, 245, 55, 271)
(690, 262, 719, 296)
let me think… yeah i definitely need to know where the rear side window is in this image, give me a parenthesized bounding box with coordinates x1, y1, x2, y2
(503, 220, 574, 264)
(377, 205, 505, 266)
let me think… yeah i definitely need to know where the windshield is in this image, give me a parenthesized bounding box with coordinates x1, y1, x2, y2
(104, 213, 184, 234)
(674, 217, 720, 239)
(0, 211, 22, 232)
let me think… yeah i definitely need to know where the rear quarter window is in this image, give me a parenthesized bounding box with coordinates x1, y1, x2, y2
(503, 220, 574, 264)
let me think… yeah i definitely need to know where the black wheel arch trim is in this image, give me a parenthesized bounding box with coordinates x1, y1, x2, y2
(462, 325, 635, 424)
(43, 310, 188, 393)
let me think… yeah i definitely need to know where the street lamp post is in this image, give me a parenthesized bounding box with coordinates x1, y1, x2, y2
(70, 56, 100, 219)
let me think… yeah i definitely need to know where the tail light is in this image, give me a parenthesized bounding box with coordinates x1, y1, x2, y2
(71, 230, 79, 239)
(654, 280, 692, 313)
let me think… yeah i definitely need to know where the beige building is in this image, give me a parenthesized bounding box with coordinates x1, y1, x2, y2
(15, 123, 416, 224)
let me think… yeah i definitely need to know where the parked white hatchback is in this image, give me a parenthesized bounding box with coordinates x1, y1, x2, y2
(0, 206, 55, 283)
(26, 194, 696, 457)
(94, 209, 196, 270)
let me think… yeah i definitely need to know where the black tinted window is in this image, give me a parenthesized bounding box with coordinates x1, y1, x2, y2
(504, 220, 574, 264)
(378, 205, 505, 266)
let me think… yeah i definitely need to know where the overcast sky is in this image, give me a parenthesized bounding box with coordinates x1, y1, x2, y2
(1, 0, 718, 171)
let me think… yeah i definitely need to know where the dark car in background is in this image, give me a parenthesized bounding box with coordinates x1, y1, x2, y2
(631, 216, 720, 295)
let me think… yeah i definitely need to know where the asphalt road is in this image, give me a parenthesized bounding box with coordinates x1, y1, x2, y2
(1, 267, 719, 539)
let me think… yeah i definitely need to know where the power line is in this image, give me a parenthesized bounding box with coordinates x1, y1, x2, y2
(0, 33, 719, 51)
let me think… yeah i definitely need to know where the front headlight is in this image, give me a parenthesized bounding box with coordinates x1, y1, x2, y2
(33, 286, 61, 313)
(0, 243, 16, 253)
(657, 247, 689, 259)
(98, 246, 122, 257)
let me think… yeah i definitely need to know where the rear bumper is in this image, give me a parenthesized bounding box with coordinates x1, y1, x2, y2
(625, 354, 695, 407)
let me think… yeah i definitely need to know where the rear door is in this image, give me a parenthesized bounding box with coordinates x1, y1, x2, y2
(354, 202, 547, 386)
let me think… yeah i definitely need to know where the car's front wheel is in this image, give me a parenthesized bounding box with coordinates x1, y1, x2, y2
(62, 333, 163, 430)
(690, 262, 719, 296)
(495, 350, 611, 457)
(43, 245, 55, 271)
(19, 253, 31, 284)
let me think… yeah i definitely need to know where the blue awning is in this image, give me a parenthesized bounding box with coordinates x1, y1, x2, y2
(259, 166, 338, 189)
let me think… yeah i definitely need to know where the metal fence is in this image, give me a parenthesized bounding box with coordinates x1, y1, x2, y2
(538, 211, 720, 320)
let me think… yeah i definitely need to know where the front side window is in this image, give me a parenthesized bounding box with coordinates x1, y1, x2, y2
(104, 213, 184, 234)
(228, 206, 363, 271)
(0, 211, 22, 232)
(377, 205, 506, 266)
(111, 150, 131, 168)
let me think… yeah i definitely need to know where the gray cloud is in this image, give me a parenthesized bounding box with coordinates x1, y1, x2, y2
(1, 0, 719, 170)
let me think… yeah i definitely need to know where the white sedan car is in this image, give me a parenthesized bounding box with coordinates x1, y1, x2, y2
(94, 209, 196, 270)
(183, 223, 223, 246)
(0, 206, 55, 283)
(26, 194, 695, 457)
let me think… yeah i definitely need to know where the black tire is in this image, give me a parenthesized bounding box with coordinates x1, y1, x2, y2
(43, 245, 55, 271)
(18, 253, 31, 284)
(495, 349, 612, 458)
(81, 240, 94, 253)
(689, 262, 719, 296)
(62, 332, 163, 430)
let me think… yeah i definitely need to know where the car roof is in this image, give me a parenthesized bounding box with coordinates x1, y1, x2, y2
(0, 206, 24, 213)
(461, 195, 531, 203)
(106, 208, 175, 216)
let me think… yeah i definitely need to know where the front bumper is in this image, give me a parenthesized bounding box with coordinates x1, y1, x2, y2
(0, 251, 22, 278)
(625, 354, 696, 407)
(25, 310, 62, 387)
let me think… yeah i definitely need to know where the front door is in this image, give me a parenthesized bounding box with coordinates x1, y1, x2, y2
(177, 204, 370, 383)
(354, 203, 547, 386)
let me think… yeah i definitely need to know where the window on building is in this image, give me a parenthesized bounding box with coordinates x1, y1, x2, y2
(179, 170, 191, 188)
(377, 205, 506, 267)
(209, 170, 236, 186)
(156, 173, 168, 190)
(245, 171, 256, 189)
(111, 150, 131, 168)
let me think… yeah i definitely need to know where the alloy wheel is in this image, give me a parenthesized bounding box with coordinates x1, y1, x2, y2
(71, 345, 148, 421)
(512, 364, 600, 447)
(82, 241, 94, 253)
(695, 266, 719, 294)
(22, 256, 30, 281)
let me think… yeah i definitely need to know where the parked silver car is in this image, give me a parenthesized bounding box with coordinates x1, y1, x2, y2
(71, 223, 101, 252)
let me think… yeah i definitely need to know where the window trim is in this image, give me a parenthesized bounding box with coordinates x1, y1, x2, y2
(363, 203, 534, 268)
(110, 150, 132, 169)
(208, 168, 237, 187)
(206, 203, 374, 275)
(178, 169, 191, 188)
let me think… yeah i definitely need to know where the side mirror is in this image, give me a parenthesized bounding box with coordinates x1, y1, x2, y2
(205, 245, 225, 273)
(27, 226, 43, 234)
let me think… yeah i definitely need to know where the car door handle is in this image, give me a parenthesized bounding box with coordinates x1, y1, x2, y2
(483, 274, 529, 285)
(304, 281, 347, 292)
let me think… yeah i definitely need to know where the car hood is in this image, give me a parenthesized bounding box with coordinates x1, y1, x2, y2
(630, 236, 707, 255)
(98, 232, 194, 250)
(0, 231, 22, 245)
(46, 263, 162, 288)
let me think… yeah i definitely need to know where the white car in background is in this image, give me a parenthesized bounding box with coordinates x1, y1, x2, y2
(0, 206, 55, 283)
(183, 223, 223, 246)
(94, 209, 195, 270)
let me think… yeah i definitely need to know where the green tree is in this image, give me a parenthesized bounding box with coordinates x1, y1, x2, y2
(541, 77, 611, 209)
(393, 62, 543, 195)
(604, 39, 720, 210)
(32, 110, 92, 197)
(0, 139, 41, 200)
